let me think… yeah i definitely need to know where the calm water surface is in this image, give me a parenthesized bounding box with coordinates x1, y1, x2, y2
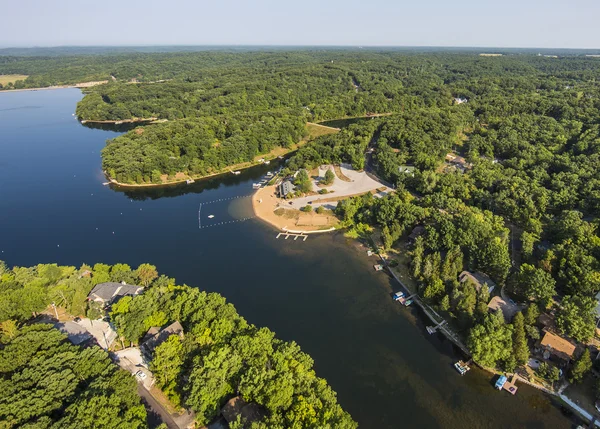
(0, 89, 572, 428)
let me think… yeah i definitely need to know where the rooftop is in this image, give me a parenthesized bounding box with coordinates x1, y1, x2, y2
(54, 321, 93, 345)
(88, 282, 143, 304)
(459, 271, 497, 294)
(540, 331, 576, 360)
(141, 321, 184, 356)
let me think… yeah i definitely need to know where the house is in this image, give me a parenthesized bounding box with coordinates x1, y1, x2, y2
(221, 396, 265, 426)
(454, 97, 468, 104)
(88, 282, 143, 306)
(140, 321, 184, 358)
(459, 271, 496, 294)
(539, 331, 576, 362)
(445, 153, 472, 172)
(54, 321, 93, 345)
(487, 296, 522, 321)
(398, 166, 416, 176)
(407, 225, 425, 243)
(279, 180, 295, 198)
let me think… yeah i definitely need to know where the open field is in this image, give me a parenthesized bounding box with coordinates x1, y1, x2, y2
(0, 74, 28, 85)
(306, 122, 340, 139)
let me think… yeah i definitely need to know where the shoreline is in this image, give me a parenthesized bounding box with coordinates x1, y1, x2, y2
(251, 185, 339, 233)
(0, 80, 108, 93)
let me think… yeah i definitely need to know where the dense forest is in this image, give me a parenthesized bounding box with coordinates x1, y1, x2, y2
(0, 261, 355, 428)
(4, 49, 600, 382)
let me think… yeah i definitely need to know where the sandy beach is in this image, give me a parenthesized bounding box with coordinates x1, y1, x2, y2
(251, 185, 339, 232)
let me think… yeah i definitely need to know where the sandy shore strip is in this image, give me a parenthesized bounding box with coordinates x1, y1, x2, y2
(0, 80, 108, 93)
(251, 185, 338, 232)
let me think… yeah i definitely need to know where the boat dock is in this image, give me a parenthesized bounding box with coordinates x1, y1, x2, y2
(502, 374, 518, 395)
(276, 232, 308, 241)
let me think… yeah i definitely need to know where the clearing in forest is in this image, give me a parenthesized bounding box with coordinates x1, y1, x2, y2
(0, 74, 28, 85)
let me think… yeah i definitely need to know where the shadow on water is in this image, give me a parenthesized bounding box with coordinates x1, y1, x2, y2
(113, 159, 286, 201)
(80, 120, 157, 132)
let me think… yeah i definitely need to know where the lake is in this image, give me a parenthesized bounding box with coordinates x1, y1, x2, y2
(0, 88, 573, 428)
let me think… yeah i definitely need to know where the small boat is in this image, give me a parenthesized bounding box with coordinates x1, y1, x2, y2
(393, 291, 405, 301)
(495, 375, 507, 390)
(454, 361, 470, 376)
(186, 179, 195, 184)
(404, 299, 413, 307)
(264, 160, 270, 165)
(266, 172, 274, 177)
(252, 183, 261, 189)
(232, 171, 241, 175)
(373, 264, 384, 271)
(208, 215, 215, 219)
(102, 182, 110, 186)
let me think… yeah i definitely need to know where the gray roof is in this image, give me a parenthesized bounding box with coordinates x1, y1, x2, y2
(141, 321, 184, 356)
(279, 180, 295, 196)
(88, 282, 143, 303)
(398, 165, 416, 174)
(54, 321, 93, 345)
(459, 271, 497, 293)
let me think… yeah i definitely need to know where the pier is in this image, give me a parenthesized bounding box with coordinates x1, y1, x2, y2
(276, 232, 308, 241)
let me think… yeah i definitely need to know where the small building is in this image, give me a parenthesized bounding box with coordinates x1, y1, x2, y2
(407, 225, 425, 243)
(487, 296, 522, 321)
(398, 166, 416, 176)
(279, 180, 295, 198)
(445, 153, 472, 172)
(221, 396, 265, 426)
(54, 321, 93, 345)
(459, 271, 496, 294)
(454, 97, 468, 104)
(539, 331, 576, 362)
(88, 282, 143, 306)
(140, 321, 184, 358)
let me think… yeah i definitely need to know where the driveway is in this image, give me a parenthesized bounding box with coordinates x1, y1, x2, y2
(75, 318, 117, 349)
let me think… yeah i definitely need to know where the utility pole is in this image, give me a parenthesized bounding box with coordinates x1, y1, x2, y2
(51, 302, 59, 320)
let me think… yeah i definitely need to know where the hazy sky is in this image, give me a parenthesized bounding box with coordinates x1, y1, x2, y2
(1, 0, 598, 48)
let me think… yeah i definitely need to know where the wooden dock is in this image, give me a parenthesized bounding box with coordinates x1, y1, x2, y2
(276, 232, 308, 241)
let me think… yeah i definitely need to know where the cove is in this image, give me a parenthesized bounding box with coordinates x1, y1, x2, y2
(0, 88, 573, 428)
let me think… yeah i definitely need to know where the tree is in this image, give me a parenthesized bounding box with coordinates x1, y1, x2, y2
(294, 170, 312, 193)
(570, 348, 592, 384)
(135, 263, 158, 286)
(512, 312, 529, 366)
(467, 312, 513, 368)
(151, 335, 184, 404)
(322, 169, 335, 185)
(556, 295, 596, 342)
(517, 264, 555, 307)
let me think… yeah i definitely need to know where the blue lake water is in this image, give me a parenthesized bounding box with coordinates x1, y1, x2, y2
(0, 88, 572, 428)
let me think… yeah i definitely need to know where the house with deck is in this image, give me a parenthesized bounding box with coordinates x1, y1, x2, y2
(140, 321, 184, 359)
(538, 330, 576, 364)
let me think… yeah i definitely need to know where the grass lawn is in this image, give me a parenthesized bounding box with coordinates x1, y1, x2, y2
(306, 122, 340, 139)
(0, 74, 28, 85)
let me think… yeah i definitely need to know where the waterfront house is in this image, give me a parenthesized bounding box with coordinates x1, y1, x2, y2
(88, 281, 143, 306)
(279, 180, 295, 198)
(141, 321, 184, 359)
(539, 331, 576, 363)
(459, 271, 496, 294)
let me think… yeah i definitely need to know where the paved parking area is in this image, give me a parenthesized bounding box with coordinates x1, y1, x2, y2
(287, 164, 390, 209)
